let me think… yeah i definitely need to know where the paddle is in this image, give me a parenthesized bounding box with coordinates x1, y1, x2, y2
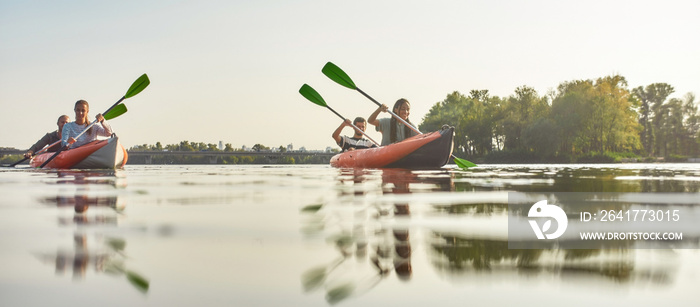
(39, 74, 149, 168)
(299, 84, 380, 147)
(321, 62, 477, 169)
(4, 104, 128, 167)
(104, 103, 128, 120)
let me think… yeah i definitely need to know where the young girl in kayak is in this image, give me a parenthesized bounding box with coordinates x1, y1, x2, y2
(368, 98, 419, 146)
(61, 100, 113, 148)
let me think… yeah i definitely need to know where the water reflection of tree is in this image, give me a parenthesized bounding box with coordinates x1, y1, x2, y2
(453, 166, 700, 193)
(429, 234, 675, 284)
(637, 168, 700, 192)
(433, 203, 508, 215)
(430, 237, 543, 270)
(507, 193, 634, 218)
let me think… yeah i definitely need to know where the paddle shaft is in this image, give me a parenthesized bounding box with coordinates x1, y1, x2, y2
(325, 105, 380, 146)
(39, 97, 124, 168)
(6, 138, 64, 167)
(7, 157, 29, 167)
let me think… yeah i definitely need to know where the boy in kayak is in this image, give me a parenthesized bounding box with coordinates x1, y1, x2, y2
(368, 98, 419, 146)
(332, 117, 378, 151)
(24, 115, 70, 158)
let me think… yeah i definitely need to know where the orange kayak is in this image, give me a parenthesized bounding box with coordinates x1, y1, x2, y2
(330, 126, 454, 169)
(31, 136, 128, 169)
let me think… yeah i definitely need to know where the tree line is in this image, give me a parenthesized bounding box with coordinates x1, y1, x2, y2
(419, 75, 700, 163)
(127, 141, 332, 164)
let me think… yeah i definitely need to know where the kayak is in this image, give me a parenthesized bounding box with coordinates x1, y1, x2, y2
(30, 136, 128, 169)
(330, 126, 454, 169)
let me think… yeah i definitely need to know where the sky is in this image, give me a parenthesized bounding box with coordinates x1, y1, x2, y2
(1, 0, 698, 151)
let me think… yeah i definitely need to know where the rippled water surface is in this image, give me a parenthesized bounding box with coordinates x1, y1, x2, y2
(1, 164, 699, 306)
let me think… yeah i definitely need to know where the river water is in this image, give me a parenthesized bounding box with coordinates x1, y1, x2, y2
(1, 164, 699, 306)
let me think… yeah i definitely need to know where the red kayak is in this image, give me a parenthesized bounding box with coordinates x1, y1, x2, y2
(31, 136, 128, 169)
(330, 126, 454, 169)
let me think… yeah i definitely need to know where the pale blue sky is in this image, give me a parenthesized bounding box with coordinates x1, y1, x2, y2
(1, 0, 698, 150)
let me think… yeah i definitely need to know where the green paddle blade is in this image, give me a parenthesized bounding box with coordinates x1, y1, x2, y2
(454, 156, 477, 169)
(125, 271, 150, 293)
(104, 103, 127, 120)
(299, 84, 327, 107)
(124, 73, 150, 99)
(322, 62, 356, 90)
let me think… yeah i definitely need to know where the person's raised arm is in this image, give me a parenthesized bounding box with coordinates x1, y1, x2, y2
(332, 119, 351, 145)
(95, 113, 113, 136)
(368, 104, 388, 127)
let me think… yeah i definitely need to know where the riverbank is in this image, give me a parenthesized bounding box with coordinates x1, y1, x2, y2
(473, 150, 700, 164)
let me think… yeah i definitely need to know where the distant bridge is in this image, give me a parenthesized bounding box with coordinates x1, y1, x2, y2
(128, 150, 335, 157)
(0, 149, 24, 156)
(0, 149, 336, 164)
(127, 150, 336, 164)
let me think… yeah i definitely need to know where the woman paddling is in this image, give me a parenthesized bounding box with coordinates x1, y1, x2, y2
(368, 98, 419, 146)
(62, 100, 113, 148)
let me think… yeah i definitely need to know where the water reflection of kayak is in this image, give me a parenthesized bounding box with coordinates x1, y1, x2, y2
(30, 136, 128, 169)
(330, 126, 454, 169)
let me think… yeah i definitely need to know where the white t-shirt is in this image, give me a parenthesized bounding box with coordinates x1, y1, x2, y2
(375, 118, 418, 146)
(61, 121, 113, 148)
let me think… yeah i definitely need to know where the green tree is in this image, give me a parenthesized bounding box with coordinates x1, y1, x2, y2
(632, 83, 674, 155)
(654, 94, 700, 157)
(465, 90, 499, 155)
(252, 144, 269, 152)
(420, 91, 472, 155)
(591, 75, 640, 153)
(522, 118, 559, 156)
(421, 90, 501, 156)
(177, 141, 195, 151)
(681, 93, 700, 156)
(501, 86, 548, 151)
(551, 80, 594, 155)
(551, 76, 640, 156)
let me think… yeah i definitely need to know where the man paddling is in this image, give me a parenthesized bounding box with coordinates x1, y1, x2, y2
(332, 117, 378, 152)
(24, 115, 70, 158)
